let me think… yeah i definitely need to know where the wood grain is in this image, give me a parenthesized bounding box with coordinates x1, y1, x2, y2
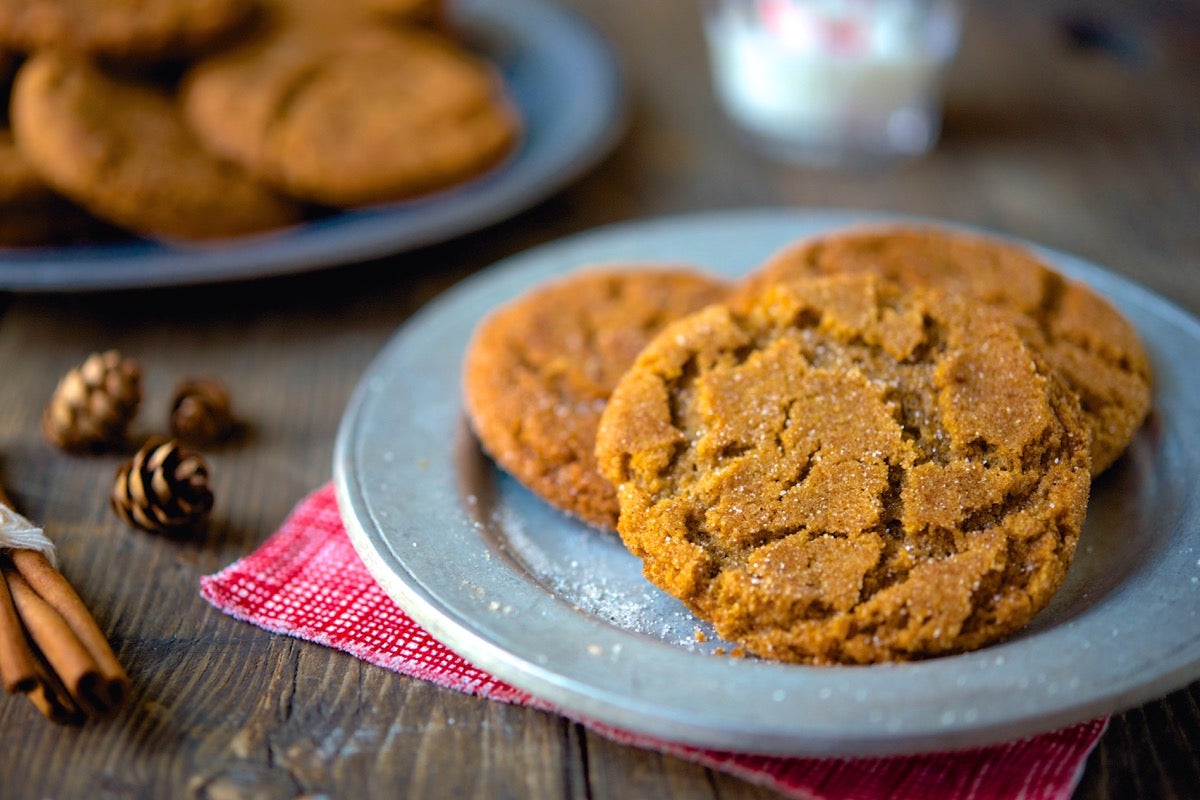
(2, 0, 1198, 798)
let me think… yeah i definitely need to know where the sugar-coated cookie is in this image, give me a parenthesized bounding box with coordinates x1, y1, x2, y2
(596, 274, 1092, 664)
(735, 227, 1152, 474)
(463, 266, 730, 529)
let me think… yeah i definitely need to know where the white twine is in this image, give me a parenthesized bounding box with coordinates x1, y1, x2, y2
(0, 503, 58, 567)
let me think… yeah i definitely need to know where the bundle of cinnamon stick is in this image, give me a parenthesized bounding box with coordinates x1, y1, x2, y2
(0, 486, 128, 724)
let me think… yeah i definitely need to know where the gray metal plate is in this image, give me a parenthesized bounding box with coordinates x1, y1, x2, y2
(0, 0, 623, 291)
(334, 209, 1200, 756)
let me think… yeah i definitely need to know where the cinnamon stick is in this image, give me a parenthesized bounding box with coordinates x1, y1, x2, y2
(0, 567, 39, 694)
(8, 550, 128, 717)
(0, 558, 85, 724)
(0, 484, 128, 722)
(26, 679, 86, 726)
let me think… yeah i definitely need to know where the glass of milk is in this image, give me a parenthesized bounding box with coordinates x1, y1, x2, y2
(702, 0, 962, 167)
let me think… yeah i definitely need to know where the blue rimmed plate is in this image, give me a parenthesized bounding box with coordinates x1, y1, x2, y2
(0, 0, 624, 292)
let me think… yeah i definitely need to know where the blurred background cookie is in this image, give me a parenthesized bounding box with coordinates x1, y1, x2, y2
(181, 19, 519, 207)
(10, 51, 301, 241)
(271, 0, 445, 29)
(0, 0, 517, 245)
(0, 130, 112, 246)
(0, 49, 112, 246)
(0, 0, 254, 61)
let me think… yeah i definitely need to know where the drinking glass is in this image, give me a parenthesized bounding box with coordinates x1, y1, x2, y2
(701, 0, 963, 167)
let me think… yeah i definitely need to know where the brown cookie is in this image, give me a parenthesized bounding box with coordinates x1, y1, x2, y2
(0, 129, 56, 245)
(273, 0, 444, 28)
(595, 274, 1092, 664)
(0, 52, 107, 246)
(463, 266, 730, 529)
(735, 227, 1152, 474)
(0, 131, 108, 246)
(0, 129, 45, 204)
(0, 53, 47, 209)
(362, 0, 444, 27)
(10, 51, 300, 241)
(0, 0, 253, 60)
(181, 21, 519, 207)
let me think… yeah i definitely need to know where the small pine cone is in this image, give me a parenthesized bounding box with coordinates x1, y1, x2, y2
(170, 378, 234, 444)
(111, 438, 213, 534)
(43, 350, 142, 452)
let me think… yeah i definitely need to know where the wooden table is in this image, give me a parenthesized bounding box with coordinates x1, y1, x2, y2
(3, 1, 1198, 797)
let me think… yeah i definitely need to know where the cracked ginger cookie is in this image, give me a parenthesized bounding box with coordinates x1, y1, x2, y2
(735, 226, 1152, 474)
(463, 266, 729, 530)
(595, 274, 1092, 664)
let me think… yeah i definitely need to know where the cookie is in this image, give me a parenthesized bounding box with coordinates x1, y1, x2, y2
(360, 0, 444, 26)
(0, 0, 253, 60)
(1, 54, 50, 243)
(0, 53, 44, 212)
(181, 21, 519, 207)
(274, 0, 443, 27)
(595, 274, 1092, 664)
(463, 266, 730, 529)
(10, 51, 300, 241)
(735, 227, 1152, 474)
(1, 52, 107, 246)
(0, 131, 108, 246)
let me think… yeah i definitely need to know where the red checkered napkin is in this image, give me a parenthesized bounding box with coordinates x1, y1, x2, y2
(201, 484, 1106, 800)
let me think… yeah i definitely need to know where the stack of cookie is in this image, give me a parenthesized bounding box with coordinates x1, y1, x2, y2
(0, 0, 519, 245)
(463, 226, 1153, 666)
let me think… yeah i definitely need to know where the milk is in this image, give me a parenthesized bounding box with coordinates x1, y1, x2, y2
(704, 0, 962, 166)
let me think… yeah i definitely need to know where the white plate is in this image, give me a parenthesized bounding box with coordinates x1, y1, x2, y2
(0, 0, 623, 292)
(334, 209, 1200, 756)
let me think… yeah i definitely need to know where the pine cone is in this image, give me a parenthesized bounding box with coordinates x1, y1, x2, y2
(111, 438, 213, 534)
(169, 378, 234, 444)
(43, 350, 142, 452)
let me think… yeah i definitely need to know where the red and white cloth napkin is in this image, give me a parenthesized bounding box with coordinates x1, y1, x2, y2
(201, 484, 1107, 800)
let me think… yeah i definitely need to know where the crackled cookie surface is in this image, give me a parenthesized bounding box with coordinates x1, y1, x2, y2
(736, 227, 1152, 474)
(596, 275, 1092, 664)
(463, 266, 729, 529)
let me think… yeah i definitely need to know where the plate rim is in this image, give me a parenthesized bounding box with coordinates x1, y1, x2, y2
(0, 0, 625, 292)
(334, 207, 1200, 756)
